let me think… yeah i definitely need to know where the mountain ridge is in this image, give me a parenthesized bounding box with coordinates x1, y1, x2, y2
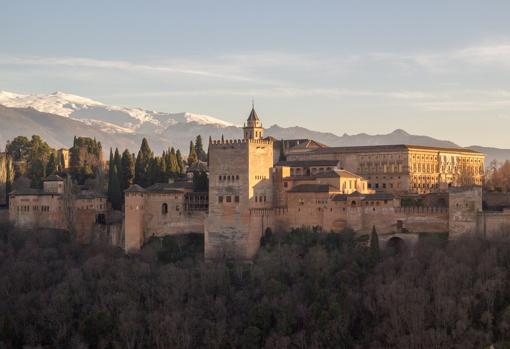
(0, 90, 509, 164)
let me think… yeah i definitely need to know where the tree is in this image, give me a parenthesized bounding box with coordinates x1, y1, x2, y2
(107, 149, 122, 210)
(176, 150, 184, 175)
(187, 141, 198, 166)
(120, 149, 135, 191)
(69, 137, 102, 184)
(167, 148, 179, 179)
(46, 152, 58, 176)
(5, 136, 30, 162)
(109, 166, 122, 210)
(134, 138, 154, 187)
(369, 225, 380, 264)
(195, 135, 207, 162)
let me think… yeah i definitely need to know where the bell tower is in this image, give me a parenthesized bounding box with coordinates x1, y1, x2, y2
(243, 102, 264, 140)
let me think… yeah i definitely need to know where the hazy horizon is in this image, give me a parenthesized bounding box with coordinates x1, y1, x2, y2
(2, 0, 510, 147)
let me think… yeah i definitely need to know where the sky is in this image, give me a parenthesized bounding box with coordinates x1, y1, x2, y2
(2, 0, 510, 147)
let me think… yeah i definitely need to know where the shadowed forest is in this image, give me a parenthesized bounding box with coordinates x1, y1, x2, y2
(1, 226, 510, 349)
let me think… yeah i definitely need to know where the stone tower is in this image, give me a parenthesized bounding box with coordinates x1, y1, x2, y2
(205, 107, 273, 260)
(243, 105, 264, 140)
(124, 184, 146, 252)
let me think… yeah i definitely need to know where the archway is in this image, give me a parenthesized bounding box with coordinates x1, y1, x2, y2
(386, 236, 407, 256)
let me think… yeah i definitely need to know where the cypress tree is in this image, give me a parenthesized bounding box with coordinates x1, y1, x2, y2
(169, 147, 179, 178)
(46, 152, 58, 176)
(109, 165, 122, 210)
(188, 141, 198, 166)
(176, 149, 184, 175)
(120, 149, 135, 190)
(107, 149, 116, 204)
(195, 135, 207, 162)
(134, 138, 153, 187)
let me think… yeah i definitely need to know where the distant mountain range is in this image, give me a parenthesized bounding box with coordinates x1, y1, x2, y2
(0, 90, 508, 164)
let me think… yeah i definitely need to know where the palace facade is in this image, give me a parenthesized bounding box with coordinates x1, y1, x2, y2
(286, 145, 485, 194)
(124, 107, 490, 259)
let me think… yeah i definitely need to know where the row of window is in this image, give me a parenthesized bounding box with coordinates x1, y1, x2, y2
(219, 175, 240, 181)
(368, 182, 402, 189)
(161, 203, 180, 214)
(255, 195, 267, 203)
(255, 175, 267, 180)
(218, 195, 240, 203)
(17, 205, 50, 212)
(289, 167, 332, 176)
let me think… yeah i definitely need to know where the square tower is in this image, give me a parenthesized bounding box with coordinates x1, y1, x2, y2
(205, 108, 273, 259)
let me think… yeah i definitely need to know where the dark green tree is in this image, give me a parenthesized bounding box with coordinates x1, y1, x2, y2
(176, 149, 184, 175)
(46, 152, 58, 176)
(5, 136, 30, 162)
(187, 141, 198, 166)
(167, 148, 179, 178)
(120, 149, 135, 191)
(195, 135, 207, 162)
(134, 138, 153, 187)
(109, 165, 122, 210)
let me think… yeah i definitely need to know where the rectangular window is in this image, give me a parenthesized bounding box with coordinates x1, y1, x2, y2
(284, 182, 288, 188)
(234, 196, 239, 203)
(226, 196, 232, 203)
(218, 196, 223, 203)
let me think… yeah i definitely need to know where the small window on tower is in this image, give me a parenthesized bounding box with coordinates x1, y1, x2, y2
(226, 196, 232, 203)
(218, 196, 223, 203)
(235, 196, 239, 202)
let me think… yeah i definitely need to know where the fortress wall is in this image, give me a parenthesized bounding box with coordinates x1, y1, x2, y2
(142, 193, 206, 239)
(477, 210, 510, 239)
(9, 195, 66, 230)
(449, 187, 483, 238)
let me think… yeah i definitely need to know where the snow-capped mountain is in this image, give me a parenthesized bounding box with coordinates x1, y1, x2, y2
(1, 89, 510, 164)
(0, 90, 234, 134)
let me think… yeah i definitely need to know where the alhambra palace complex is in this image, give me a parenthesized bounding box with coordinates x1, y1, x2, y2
(5, 107, 510, 259)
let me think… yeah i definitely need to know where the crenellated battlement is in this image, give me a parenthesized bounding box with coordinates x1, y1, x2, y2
(249, 207, 288, 216)
(395, 206, 448, 215)
(209, 138, 273, 147)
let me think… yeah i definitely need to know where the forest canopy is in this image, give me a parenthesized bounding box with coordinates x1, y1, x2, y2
(1, 226, 510, 348)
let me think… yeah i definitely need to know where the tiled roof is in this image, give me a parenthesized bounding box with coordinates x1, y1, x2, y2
(44, 174, 64, 182)
(125, 184, 146, 192)
(145, 181, 193, 193)
(9, 188, 59, 196)
(304, 144, 483, 155)
(314, 169, 361, 179)
(331, 192, 395, 202)
(361, 192, 395, 201)
(288, 184, 337, 193)
(76, 191, 108, 199)
(275, 160, 340, 168)
(247, 107, 260, 121)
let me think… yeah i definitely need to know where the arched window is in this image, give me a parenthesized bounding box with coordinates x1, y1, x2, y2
(162, 203, 168, 214)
